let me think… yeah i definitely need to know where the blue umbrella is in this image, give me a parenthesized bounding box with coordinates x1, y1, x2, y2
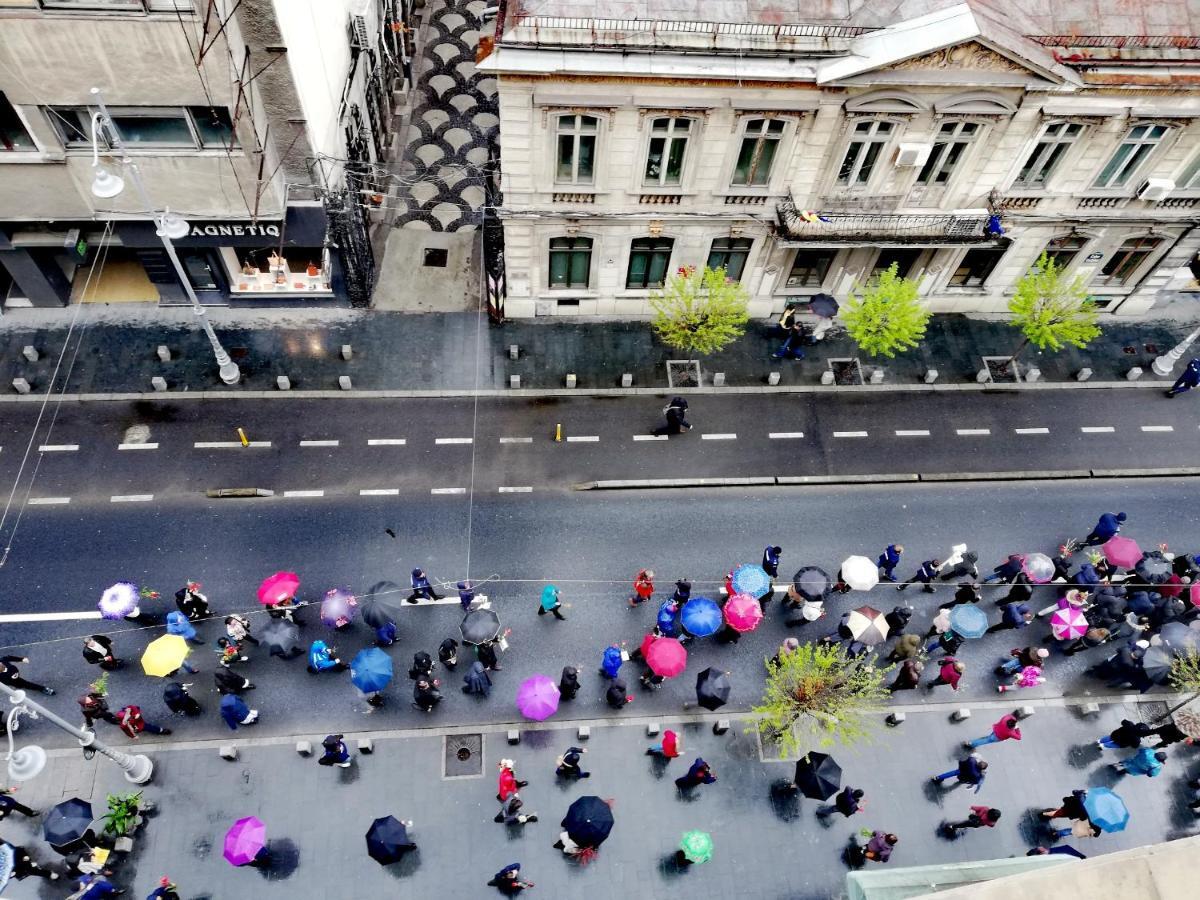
(948, 604, 989, 640)
(1083, 787, 1129, 833)
(0, 842, 12, 892)
(731, 564, 771, 599)
(656, 600, 680, 637)
(350, 647, 394, 693)
(681, 597, 722, 637)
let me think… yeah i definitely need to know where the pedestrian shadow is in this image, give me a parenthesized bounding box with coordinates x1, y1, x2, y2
(767, 780, 801, 823)
(1086, 764, 1123, 789)
(520, 729, 555, 750)
(258, 837, 300, 880)
(505, 822, 536, 841)
(1067, 743, 1102, 769)
(339, 762, 362, 785)
(386, 847, 421, 879)
(1167, 776, 1197, 833)
(646, 753, 671, 781)
(923, 778, 948, 808)
(1019, 807, 1052, 846)
(674, 785, 703, 804)
(657, 850, 691, 878)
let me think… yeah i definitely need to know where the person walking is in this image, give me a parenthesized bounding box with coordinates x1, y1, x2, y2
(605, 679, 633, 709)
(1062, 626, 1111, 657)
(1097, 718, 1153, 750)
(932, 753, 987, 792)
(982, 554, 1024, 584)
(761, 545, 782, 600)
(78, 691, 118, 728)
(944, 583, 981, 609)
(600, 644, 624, 679)
(462, 661, 492, 697)
(996, 665, 1045, 693)
(555, 746, 590, 778)
(939, 551, 980, 583)
(219, 693, 259, 731)
(478, 640, 503, 672)
(406, 568, 443, 603)
(175, 581, 210, 620)
(0, 785, 39, 820)
(487, 863, 534, 894)
(214, 667, 254, 695)
(413, 677, 442, 713)
(497, 759, 528, 802)
(81, 635, 122, 671)
(163, 682, 202, 717)
(996, 646, 1048, 676)
(1165, 357, 1200, 398)
(439, 637, 459, 669)
(116, 705, 171, 739)
(409, 651, 435, 681)
(1148, 721, 1193, 750)
(166, 611, 204, 645)
(537, 584, 565, 621)
(1084, 512, 1127, 546)
(884, 605, 913, 636)
(1041, 789, 1089, 823)
(675, 757, 716, 790)
(647, 728, 681, 759)
(0, 655, 54, 695)
(877, 544, 903, 582)
(889, 659, 924, 692)
(897, 559, 940, 593)
(927, 657, 965, 692)
(815, 786, 864, 819)
(373, 618, 398, 647)
(457, 580, 475, 612)
(224, 614, 259, 647)
(629, 569, 655, 607)
(495, 793, 539, 826)
(9, 844, 60, 883)
(772, 319, 807, 359)
(965, 714, 1022, 750)
(653, 397, 691, 436)
(987, 601, 1033, 635)
(318, 734, 352, 768)
(944, 806, 1001, 837)
(1113, 746, 1167, 777)
(888, 634, 922, 662)
(147, 876, 181, 900)
(846, 831, 898, 868)
(558, 666, 580, 701)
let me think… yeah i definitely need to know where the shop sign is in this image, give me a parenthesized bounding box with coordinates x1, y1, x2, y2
(189, 222, 282, 238)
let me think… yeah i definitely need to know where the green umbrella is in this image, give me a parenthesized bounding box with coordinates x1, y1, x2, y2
(679, 830, 713, 864)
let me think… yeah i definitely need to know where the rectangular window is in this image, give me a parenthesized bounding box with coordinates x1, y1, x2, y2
(109, 109, 194, 147)
(707, 238, 752, 282)
(644, 118, 690, 187)
(948, 246, 1007, 287)
(916, 121, 978, 185)
(0, 93, 35, 152)
(871, 248, 921, 280)
(785, 249, 835, 288)
(179, 251, 220, 291)
(190, 106, 238, 149)
(47, 105, 237, 151)
(626, 238, 674, 289)
(1099, 237, 1162, 286)
(1093, 124, 1170, 189)
(548, 236, 593, 289)
(837, 120, 894, 186)
(39, 0, 145, 9)
(1042, 234, 1088, 269)
(731, 119, 784, 187)
(556, 115, 597, 185)
(1015, 121, 1083, 187)
(48, 107, 94, 147)
(1178, 152, 1200, 190)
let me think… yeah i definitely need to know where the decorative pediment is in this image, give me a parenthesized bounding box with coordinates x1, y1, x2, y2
(881, 42, 1029, 75)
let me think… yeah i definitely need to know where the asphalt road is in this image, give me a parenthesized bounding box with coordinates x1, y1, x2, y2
(2, 477, 1197, 750)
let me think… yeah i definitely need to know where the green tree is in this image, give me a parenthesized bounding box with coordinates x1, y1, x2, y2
(1008, 252, 1100, 362)
(840, 263, 930, 358)
(751, 642, 892, 759)
(1164, 651, 1200, 720)
(649, 264, 749, 355)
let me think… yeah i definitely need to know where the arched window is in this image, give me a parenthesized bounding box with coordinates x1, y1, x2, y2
(548, 236, 593, 289)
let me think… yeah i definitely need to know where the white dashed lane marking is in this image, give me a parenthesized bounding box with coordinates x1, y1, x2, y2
(435, 438, 473, 445)
(956, 429, 991, 436)
(28, 497, 70, 505)
(283, 490, 325, 498)
(1081, 426, 1115, 434)
(566, 435, 600, 442)
(194, 441, 271, 449)
(701, 433, 737, 441)
(895, 430, 930, 437)
(367, 439, 406, 446)
(38, 444, 78, 452)
(500, 437, 534, 444)
(299, 440, 339, 447)
(1015, 428, 1050, 435)
(118, 443, 159, 451)
(499, 486, 533, 493)
(431, 487, 467, 495)
(634, 435, 668, 442)
(768, 432, 805, 439)
(1141, 425, 1174, 432)
(110, 494, 153, 503)
(833, 431, 868, 438)
(360, 488, 399, 496)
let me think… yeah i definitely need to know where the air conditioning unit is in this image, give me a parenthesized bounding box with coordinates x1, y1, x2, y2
(1137, 178, 1175, 201)
(895, 142, 932, 168)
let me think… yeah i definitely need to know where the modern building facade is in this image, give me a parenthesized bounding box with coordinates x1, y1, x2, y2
(482, 1, 1200, 319)
(0, 0, 410, 309)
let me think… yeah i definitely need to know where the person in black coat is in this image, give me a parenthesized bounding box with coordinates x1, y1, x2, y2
(462, 662, 492, 697)
(555, 746, 590, 778)
(944, 583, 981, 609)
(413, 677, 442, 712)
(605, 679, 632, 709)
(487, 863, 533, 894)
(175, 582, 211, 620)
(653, 397, 691, 436)
(81, 635, 122, 670)
(214, 668, 253, 695)
(478, 641, 502, 671)
(884, 605, 913, 635)
(439, 638, 459, 669)
(761, 545, 782, 600)
(163, 682, 202, 716)
(559, 665, 580, 700)
(1098, 718, 1152, 750)
(983, 554, 1024, 584)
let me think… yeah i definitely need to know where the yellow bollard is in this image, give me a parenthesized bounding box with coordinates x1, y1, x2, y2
(237, 427, 249, 447)
(554, 423, 562, 442)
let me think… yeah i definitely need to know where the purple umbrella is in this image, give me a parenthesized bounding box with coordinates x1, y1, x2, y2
(98, 582, 139, 620)
(516, 674, 560, 721)
(320, 587, 358, 627)
(223, 816, 266, 867)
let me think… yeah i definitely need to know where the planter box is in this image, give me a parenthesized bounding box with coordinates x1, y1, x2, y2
(827, 358, 864, 386)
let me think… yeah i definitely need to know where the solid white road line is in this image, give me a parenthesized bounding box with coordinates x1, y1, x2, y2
(28, 497, 70, 505)
(566, 435, 600, 442)
(1081, 426, 1115, 434)
(435, 438, 473, 445)
(956, 429, 991, 436)
(768, 432, 805, 439)
(283, 490, 325, 498)
(0, 610, 103, 623)
(110, 494, 154, 503)
(38, 444, 78, 452)
(895, 430, 930, 437)
(1141, 425, 1174, 432)
(499, 486, 533, 493)
(701, 433, 737, 440)
(118, 443, 159, 451)
(194, 441, 271, 449)
(431, 487, 467, 495)
(1015, 428, 1051, 435)
(833, 431, 868, 438)
(359, 488, 400, 496)
(633, 435, 668, 441)
(367, 438, 407, 446)
(500, 437, 534, 444)
(299, 440, 340, 447)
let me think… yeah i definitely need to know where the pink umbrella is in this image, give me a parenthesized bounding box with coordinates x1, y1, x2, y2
(724, 594, 764, 633)
(1050, 606, 1088, 640)
(1102, 536, 1142, 570)
(258, 572, 300, 606)
(646, 637, 687, 677)
(1190, 582, 1200, 609)
(516, 674, 560, 721)
(223, 816, 266, 866)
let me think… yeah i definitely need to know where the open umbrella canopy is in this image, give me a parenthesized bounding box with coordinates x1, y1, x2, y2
(516, 674, 560, 721)
(1161, 621, 1200, 653)
(350, 647, 394, 693)
(563, 796, 614, 848)
(948, 604, 989, 640)
(809, 293, 839, 318)
(365, 816, 415, 865)
(731, 564, 771, 599)
(460, 608, 502, 645)
(98, 582, 139, 620)
(0, 843, 12, 893)
(1050, 606, 1088, 640)
(1142, 645, 1174, 684)
(360, 594, 403, 629)
(258, 572, 300, 606)
(1190, 582, 1200, 610)
(141, 635, 191, 677)
(1022, 552, 1055, 584)
(1102, 536, 1143, 570)
(646, 638, 687, 678)
(43, 798, 93, 847)
(1136, 551, 1173, 585)
(223, 816, 267, 866)
(261, 620, 301, 656)
(793, 752, 842, 800)
(840, 556, 879, 592)
(680, 598, 722, 637)
(679, 830, 714, 863)
(1083, 787, 1129, 833)
(695, 667, 731, 710)
(791, 567, 832, 603)
(845, 606, 889, 645)
(724, 594, 764, 633)
(321, 588, 358, 627)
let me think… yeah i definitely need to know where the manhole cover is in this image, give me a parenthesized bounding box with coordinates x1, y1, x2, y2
(666, 359, 701, 388)
(1137, 701, 1168, 724)
(444, 733, 483, 778)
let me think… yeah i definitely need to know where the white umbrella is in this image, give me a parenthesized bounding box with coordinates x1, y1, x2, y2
(840, 555, 879, 592)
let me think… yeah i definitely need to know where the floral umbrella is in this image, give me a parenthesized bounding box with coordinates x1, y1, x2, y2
(730, 564, 771, 599)
(320, 587, 358, 627)
(1022, 553, 1055, 584)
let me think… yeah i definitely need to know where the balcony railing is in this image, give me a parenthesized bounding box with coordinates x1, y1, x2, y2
(776, 196, 994, 244)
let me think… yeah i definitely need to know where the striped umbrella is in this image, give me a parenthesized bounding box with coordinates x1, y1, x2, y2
(1050, 606, 1088, 640)
(845, 606, 889, 645)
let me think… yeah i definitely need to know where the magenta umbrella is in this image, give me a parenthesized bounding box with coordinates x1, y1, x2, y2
(516, 674, 560, 721)
(1050, 606, 1088, 640)
(223, 816, 266, 866)
(258, 572, 300, 606)
(1102, 536, 1142, 570)
(724, 594, 764, 633)
(1190, 582, 1200, 610)
(646, 637, 687, 677)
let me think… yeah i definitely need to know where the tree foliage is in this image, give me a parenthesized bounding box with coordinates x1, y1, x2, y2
(650, 265, 749, 355)
(1008, 252, 1100, 358)
(751, 642, 892, 759)
(840, 263, 930, 358)
(1165, 651, 1200, 719)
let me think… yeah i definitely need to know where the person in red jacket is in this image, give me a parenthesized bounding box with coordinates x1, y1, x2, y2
(944, 806, 1001, 837)
(965, 714, 1022, 749)
(646, 728, 681, 759)
(496, 759, 527, 802)
(116, 705, 172, 739)
(629, 569, 655, 607)
(927, 658, 965, 691)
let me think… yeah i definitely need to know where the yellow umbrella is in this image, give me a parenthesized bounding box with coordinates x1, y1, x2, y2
(141, 634, 190, 677)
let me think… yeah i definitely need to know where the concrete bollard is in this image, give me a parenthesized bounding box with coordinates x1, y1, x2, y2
(620, 373, 633, 387)
(886, 712, 906, 727)
(1076, 367, 1093, 382)
(577, 725, 590, 741)
(21, 345, 37, 363)
(820, 371, 835, 386)
(767, 372, 781, 386)
(951, 708, 972, 723)
(1014, 706, 1035, 720)
(341, 344, 353, 361)
(1025, 367, 1041, 383)
(338, 375, 352, 391)
(869, 368, 884, 385)
(12, 378, 30, 394)
(975, 368, 991, 384)
(219, 745, 238, 760)
(1081, 702, 1101, 715)
(276, 376, 291, 391)
(713, 719, 730, 735)
(296, 741, 312, 756)
(1126, 366, 1143, 381)
(357, 739, 374, 754)
(646, 722, 660, 737)
(507, 729, 520, 745)
(565, 373, 577, 388)
(712, 372, 726, 387)
(151, 376, 167, 392)
(924, 369, 939, 384)
(156, 345, 171, 363)
(509, 375, 521, 389)
(508, 344, 519, 360)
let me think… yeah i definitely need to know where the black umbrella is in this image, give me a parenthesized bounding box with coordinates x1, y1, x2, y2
(43, 798, 93, 848)
(1142, 646, 1173, 684)
(460, 608, 501, 646)
(1135, 552, 1172, 585)
(791, 567, 832, 603)
(695, 667, 731, 711)
(793, 752, 842, 800)
(361, 595, 403, 630)
(809, 294, 839, 318)
(365, 815, 415, 865)
(260, 620, 301, 657)
(562, 796, 614, 848)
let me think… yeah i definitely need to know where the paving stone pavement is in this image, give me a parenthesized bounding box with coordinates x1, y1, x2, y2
(1, 701, 1196, 899)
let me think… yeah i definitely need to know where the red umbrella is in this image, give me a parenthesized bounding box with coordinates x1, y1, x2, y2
(1102, 536, 1142, 570)
(646, 637, 687, 677)
(724, 594, 764, 633)
(258, 572, 300, 606)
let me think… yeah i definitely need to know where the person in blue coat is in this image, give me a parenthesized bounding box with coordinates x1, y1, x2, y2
(656, 599, 681, 637)
(307, 640, 346, 673)
(166, 611, 202, 645)
(374, 620, 398, 647)
(406, 568, 443, 603)
(219, 693, 258, 731)
(761, 546, 782, 600)
(1165, 357, 1200, 397)
(877, 544, 903, 582)
(599, 644, 623, 679)
(1084, 512, 1127, 546)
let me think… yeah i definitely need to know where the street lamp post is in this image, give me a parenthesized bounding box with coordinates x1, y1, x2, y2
(1151, 326, 1200, 378)
(89, 86, 240, 386)
(2, 684, 153, 785)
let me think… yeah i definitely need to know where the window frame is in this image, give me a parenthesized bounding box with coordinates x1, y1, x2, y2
(554, 114, 599, 186)
(915, 120, 981, 186)
(625, 237, 675, 290)
(1040, 233, 1091, 271)
(706, 237, 753, 282)
(1176, 151, 1200, 190)
(836, 118, 897, 187)
(870, 248, 923, 281)
(1013, 120, 1084, 188)
(643, 117, 693, 188)
(947, 246, 1007, 288)
(33, 0, 192, 11)
(1097, 235, 1163, 287)
(106, 106, 196, 148)
(45, 104, 238, 152)
(730, 118, 785, 188)
(547, 236, 594, 291)
(0, 93, 37, 153)
(784, 249, 837, 289)
(1092, 123, 1171, 190)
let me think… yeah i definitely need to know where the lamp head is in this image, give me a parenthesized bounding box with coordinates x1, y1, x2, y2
(7, 743, 46, 781)
(156, 210, 190, 241)
(90, 166, 125, 199)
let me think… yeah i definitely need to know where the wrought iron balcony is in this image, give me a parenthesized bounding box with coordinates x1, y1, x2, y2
(776, 195, 996, 245)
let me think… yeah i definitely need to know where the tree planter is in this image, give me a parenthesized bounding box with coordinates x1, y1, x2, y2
(827, 358, 864, 386)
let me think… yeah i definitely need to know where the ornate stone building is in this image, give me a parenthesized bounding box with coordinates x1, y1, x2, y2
(481, 1, 1200, 319)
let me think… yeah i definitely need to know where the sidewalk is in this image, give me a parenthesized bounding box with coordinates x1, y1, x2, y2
(2, 701, 1194, 899)
(0, 297, 1198, 397)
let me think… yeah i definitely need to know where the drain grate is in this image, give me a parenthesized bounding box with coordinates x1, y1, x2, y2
(666, 360, 701, 388)
(1137, 701, 1168, 724)
(443, 733, 483, 778)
